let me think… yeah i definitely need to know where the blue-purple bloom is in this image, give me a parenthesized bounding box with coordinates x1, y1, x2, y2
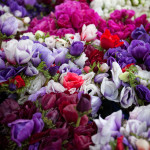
(94, 73, 109, 83)
(8, 112, 44, 147)
(131, 25, 146, 40)
(70, 41, 84, 56)
(49, 66, 59, 76)
(0, 58, 5, 69)
(127, 40, 150, 61)
(136, 84, 150, 102)
(25, 64, 39, 76)
(144, 55, 150, 71)
(1, 17, 18, 36)
(70, 67, 82, 75)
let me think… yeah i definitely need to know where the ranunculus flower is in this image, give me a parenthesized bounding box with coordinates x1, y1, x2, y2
(63, 72, 84, 90)
(127, 40, 150, 61)
(136, 85, 150, 102)
(0, 99, 20, 124)
(101, 77, 119, 102)
(100, 29, 124, 50)
(70, 41, 84, 56)
(120, 87, 136, 108)
(81, 24, 97, 42)
(11, 75, 25, 88)
(76, 93, 91, 113)
(41, 93, 56, 110)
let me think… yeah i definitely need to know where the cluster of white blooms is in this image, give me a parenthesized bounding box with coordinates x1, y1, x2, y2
(90, 0, 150, 20)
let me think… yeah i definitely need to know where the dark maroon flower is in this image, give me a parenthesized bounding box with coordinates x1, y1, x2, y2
(46, 109, 59, 124)
(41, 93, 56, 110)
(18, 101, 37, 119)
(76, 94, 91, 113)
(0, 99, 19, 124)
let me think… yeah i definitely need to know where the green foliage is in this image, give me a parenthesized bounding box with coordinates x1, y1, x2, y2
(0, 31, 14, 41)
(52, 73, 60, 82)
(66, 53, 81, 61)
(37, 61, 51, 80)
(109, 140, 117, 150)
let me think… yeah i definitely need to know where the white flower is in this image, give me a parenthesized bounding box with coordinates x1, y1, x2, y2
(4, 39, 18, 64)
(38, 38, 44, 43)
(100, 63, 110, 73)
(23, 17, 30, 24)
(22, 32, 35, 41)
(46, 80, 66, 93)
(101, 77, 119, 102)
(74, 52, 88, 68)
(35, 30, 45, 38)
(92, 39, 100, 46)
(55, 38, 69, 49)
(80, 72, 95, 85)
(81, 24, 98, 42)
(17, 19, 28, 32)
(136, 139, 150, 150)
(45, 36, 56, 49)
(111, 62, 122, 88)
(28, 73, 46, 94)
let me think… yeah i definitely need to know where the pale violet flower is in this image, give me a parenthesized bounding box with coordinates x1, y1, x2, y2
(45, 36, 56, 49)
(120, 86, 136, 108)
(21, 32, 35, 41)
(46, 80, 66, 93)
(94, 73, 109, 83)
(101, 77, 119, 102)
(28, 73, 46, 94)
(111, 62, 122, 88)
(74, 52, 88, 68)
(92, 110, 122, 146)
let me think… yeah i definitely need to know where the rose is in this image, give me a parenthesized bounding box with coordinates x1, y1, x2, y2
(101, 77, 119, 102)
(69, 41, 84, 56)
(63, 72, 84, 90)
(0, 99, 20, 124)
(81, 24, 97, 42)
(100, 29, 124, 50)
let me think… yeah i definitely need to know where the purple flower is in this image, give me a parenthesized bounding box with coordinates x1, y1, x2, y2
(9, 83, 17, 91)
(144, 55, 150, 71)
(131, 25, 146, 40)
(46, 109, 59, 124)
(31, 50, 41, 67)
(94, 73, 109, 83)
(24, 0, 36, 6)
(127, 40, 150, 61)
(8, 112, 44, 147)
(136, 85, 150, 102)
(25, 64, 39, 76)
(49, 66, 59, 76)
(107, 56, 116, 69)
(1, 17, 18, 36)
(70, 41, 84, 56)
(52, 48, 68, 65)
(76, 93, 91, 113)
(70, 67, 82, 75)
(120, 87, 136, 108)
(32, 43, 55, 68)
(0, 58, 5, 69)
(28, 142, 39, 150)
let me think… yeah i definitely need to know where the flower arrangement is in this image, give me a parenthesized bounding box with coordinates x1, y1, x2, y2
(0, 1, 150, 150)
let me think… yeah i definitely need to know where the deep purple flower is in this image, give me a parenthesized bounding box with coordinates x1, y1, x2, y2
(24, 0, 36, 6)
(46, 109, 59, 124)
(70, 41, 84, 56)
(1, 17, 18, 36)
(9, 83, 17, 91)
(49, 66, 59, 76)
(20, 36, 29, 40)
(107, 56, 116, 69)
(28, 142, 39, 150)
(127, 40, 150, 61)
(144, 55, 150, 71)
(136, 85, 150, 102)
(137, 33, 150, 43)
(0, 58, 5, 69)
(76, 93, 91, 113)
(8, 112, 44, 147)
(131, 25, 146, 40)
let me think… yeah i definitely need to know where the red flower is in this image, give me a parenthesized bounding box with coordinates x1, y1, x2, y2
(122, 63, 135, 72)
(63, 72, 84, 90)
(100, 29, 124, 50)
(11, 75, 25, 88)
(116, 136, 124, 150)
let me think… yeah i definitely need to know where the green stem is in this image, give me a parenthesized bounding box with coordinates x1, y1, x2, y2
(76, 116, 81, 127)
